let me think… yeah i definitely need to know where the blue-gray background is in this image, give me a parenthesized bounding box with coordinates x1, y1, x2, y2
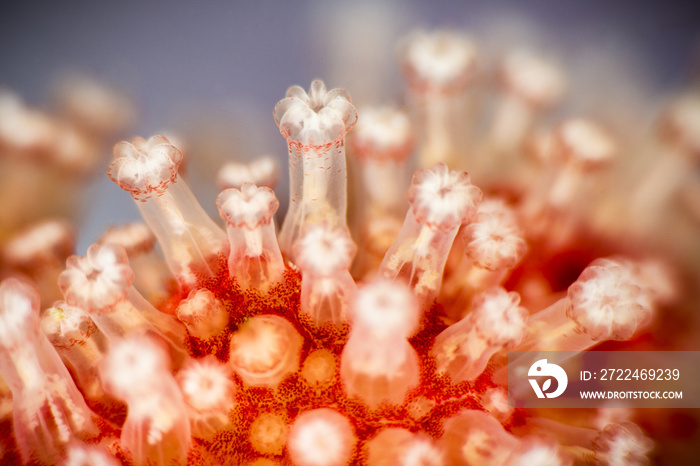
(1, 0, 699, 251)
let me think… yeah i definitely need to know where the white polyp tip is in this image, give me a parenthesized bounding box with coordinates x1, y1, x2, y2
(525, 128, 556, 164)
(287, 409, 356, 466)
(351, 279, 418, 338)
(401, 30, 478, 91)
(501, 50, 566, 108)
(217, 183, 279, 229)
(273, 80, 357, 147)
(175, 288, 226, 327)
(368, 428, 444, 466)
(0, 278, 40, 348)
(350, 107, 413, 162)
(41, 302, 96, 348)
(100, 334, 170, 399)
(63, 443, 120, 466)
(229, 315, 302, 387)
(98, 222, 156, 257)
(54, 74, 134, 137)
(634, 257, 679, 306)
(0, 92, 55, 153)
(108, 135, 183, 200)
(567, 259, 652, 341)
(464, 212, 527, 271)
(481, 387, 513, 420)
(408, 163, 482, 230)
(555, 118, 616, 168)
(49, 121, 99, 173)
(177, 357, 235, 413)
(504, 438, 571, 466)
(476, 198, 519, 224)
(217, 156, 280, 190)
(471, 287, 528, 348)
(660, 93, 700, 156)
(593, 422, 654, 464)
(2, 219, 75, 267)
(294, 224, 356, 276)
(59, 243, 134, 312)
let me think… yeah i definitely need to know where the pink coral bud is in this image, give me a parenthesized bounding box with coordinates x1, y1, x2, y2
(463, 211, 527, 271)
(286, 408, 356, 466)
(177, 356, 236, 439)
(432, 288, 527, 383)
(99, 335, 190, 466)
(229, 315, 303, 387)
(350, 107, 414, 163)
(97, 222, 156, 257)
(568, 260, 651, 341)
(500, 50, 566, 109)
(409, 163, 482, 230)
(366, 428, 445, 466)
(217, 155, 280, 190)
(108, 135, 182, 201)
(340, 279, 420, 407)
(176, 288, 229, 340)
(217, 183, 285, 290)
(274, 80, 357, 147)
(59, 243, 133, 312)
(400, 30, 478, 93)
(593, 422, 654, 465)
(294, 223, 357, 326)
(274, 80, 356, 258)
(218, 183, 279, 230)
(63, 442, 120, 466)
(41, 302, 99, 350)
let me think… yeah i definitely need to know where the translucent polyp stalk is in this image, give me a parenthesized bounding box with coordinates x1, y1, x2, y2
(379, 163, 482, 304)
(340, 279, 420, 408)
(100, 335, 191, 466)
(366, 428, 445, 466)
(399, 30, 478, 168)
(441, 200, 526, 315)
(286, 408, 357, 466)
(217, 183, 284, 292)
(98, 222, 175, 308)
(520, 418, 653, 465)
(108, 135, 227, 289)
(350, 106, 413, 218)
(294, 223, 357, 326)
(228, 314, 303, 387)
(432, 287, 527, 383)
(176, 289, 229, 340)
(487, 50, 565, 154)
(274, 80, 357, 258)
(177, 357, 236, 440)
(41, 302, 108, 399)
(441, 410, 570, 466)
(516, 258, 652, 355)
(58, 243, 187, 367)
(631, 93, 700, 232)
(0, 278, 99, 465)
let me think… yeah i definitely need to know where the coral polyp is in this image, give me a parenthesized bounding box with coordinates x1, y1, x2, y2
(1, 19, 699, 466)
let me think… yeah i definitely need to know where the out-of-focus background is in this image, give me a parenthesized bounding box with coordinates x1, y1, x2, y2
(1, 0, 699, 251)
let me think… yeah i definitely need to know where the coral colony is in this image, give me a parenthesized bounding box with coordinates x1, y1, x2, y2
(2, 28, 699, 465)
